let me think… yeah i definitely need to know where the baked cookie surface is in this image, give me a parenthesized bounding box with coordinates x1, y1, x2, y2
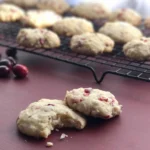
(144, 17, 150, 28)
(99, 21, 143, 44)
(0, 3, 24, 22)
(109, 8, 141, 26)
(17, 28, 61, 49)
(70, 2, 111, 20)
(36, 0, 69, 14)
(70, 33, 114, 56)
(17, 99, 86, 138)
(65, 88, 122, 119)
(21, 10, 62, 28)
(123, 37, 150, 61)
(4, 0, 38, 8)
(52, 17, 94, 37)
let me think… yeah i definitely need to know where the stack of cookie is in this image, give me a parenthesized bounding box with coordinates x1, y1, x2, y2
(0, 1, 150, 61)
(17, 88, 122, 138)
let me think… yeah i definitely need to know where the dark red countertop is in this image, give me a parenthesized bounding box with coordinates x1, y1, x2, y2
(0, 47, 150, 150)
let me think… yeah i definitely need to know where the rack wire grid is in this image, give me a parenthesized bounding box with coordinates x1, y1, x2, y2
(0, 21, 150, 83)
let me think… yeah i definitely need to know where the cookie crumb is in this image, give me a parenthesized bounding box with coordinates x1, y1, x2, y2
(46, 142, 53, 147)
(60, 133, 68, 140)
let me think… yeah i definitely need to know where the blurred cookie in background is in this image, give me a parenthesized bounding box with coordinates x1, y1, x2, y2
(109, 8, 142, 26)
(70, 2, 111, 20)
(144, 17, 150, 28)
(70, 33, 114, 56)
(17, 28, 61, 49)
(52, 17, 94, 37)
(4, 0, 38, 8)
(21, 10, 62, 28)
(123, 37, 150, 61)
(99, 21, 143, 44)
(0, 3, 25, 22)
(36, 0, 70, 14)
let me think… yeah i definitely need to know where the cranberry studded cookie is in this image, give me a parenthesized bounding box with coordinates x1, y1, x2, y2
(17, 28, 61, 49)
(4, 0, 38, 8)
(144, 17, 150, 28)
(70, 2, 111, 20)
(109, 8, 141, 26)
(99, 21, 143, 44)
(0, 3, 24, 22)
(65, 88, 122, 119)
(70, 33, 114, 56)
(123, 37, 150, 61)
(52, 17, 94, 37)
(21, 10, 62, 28)
(17, 99, 86, 138)
(36, 0, 69, 14)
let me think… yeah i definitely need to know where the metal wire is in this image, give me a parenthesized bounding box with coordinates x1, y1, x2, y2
(0, 22, 149, 83)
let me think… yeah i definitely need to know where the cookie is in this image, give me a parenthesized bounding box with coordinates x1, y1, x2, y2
(52, 17, 94, 37)
(70, 33, 114, 56)
(17, 99, 86, 138)
(4, 0, 38, 8)
(109, 8, 141, 26)
(65, 88, 122, 119)
(123, 37, 150, 61)
(17, 28, 61, 49)
(99, 21, 143, 44)
(36, 0, 69, 14)
(0, 3, 24, 22)
(21, 10, 62, 28)
(144, 17, 150, 28)
(70, 2, 111, 20)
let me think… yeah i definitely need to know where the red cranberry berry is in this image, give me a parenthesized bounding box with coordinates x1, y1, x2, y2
(0, 66, 10, 78)
(0, 59, 12, 69)
(7, 57, 16, 66)
(13, 64, 28, 78)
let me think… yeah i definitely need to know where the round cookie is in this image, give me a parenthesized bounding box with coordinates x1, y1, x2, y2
(109, 8, 141, 26)
(70, 2, 111, 20)
(70, 33, 114, 56)
(17, 28, 61, 49)
(17, 99, 86, 138)
(4, 0, 38, 8)
(0, 3, 24, 22)
(65, 88, 122, 119)
(99, 21, 143, 44)
(52, 17, 94, 37)
(123, 37, 150, 61)
(144, 17, 150, 28)
(21, 10, 62, 28)
(36, 0, 69, 14)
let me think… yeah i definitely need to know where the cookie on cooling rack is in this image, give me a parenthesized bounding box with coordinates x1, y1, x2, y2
(144, 17, 150, 28)
(65, 88, 122, 119)
(21, 10, 62, 28)
(70, 33, 114, 56)
(70, 2, 110, 20)
(17, 99, 86, 138)
(123, 37, 150, 61)
(99, 21, 143, 44)
(36, 0, 70, 14)
(4, 0, 38, 8)
(0, 3, 24, 22)
(52, 17, 94, 37)
(17, 28, 61, 49)
(109, 8, 141, 26)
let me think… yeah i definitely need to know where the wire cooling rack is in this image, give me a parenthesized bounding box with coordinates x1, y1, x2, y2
(0, 22, 150, 83)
